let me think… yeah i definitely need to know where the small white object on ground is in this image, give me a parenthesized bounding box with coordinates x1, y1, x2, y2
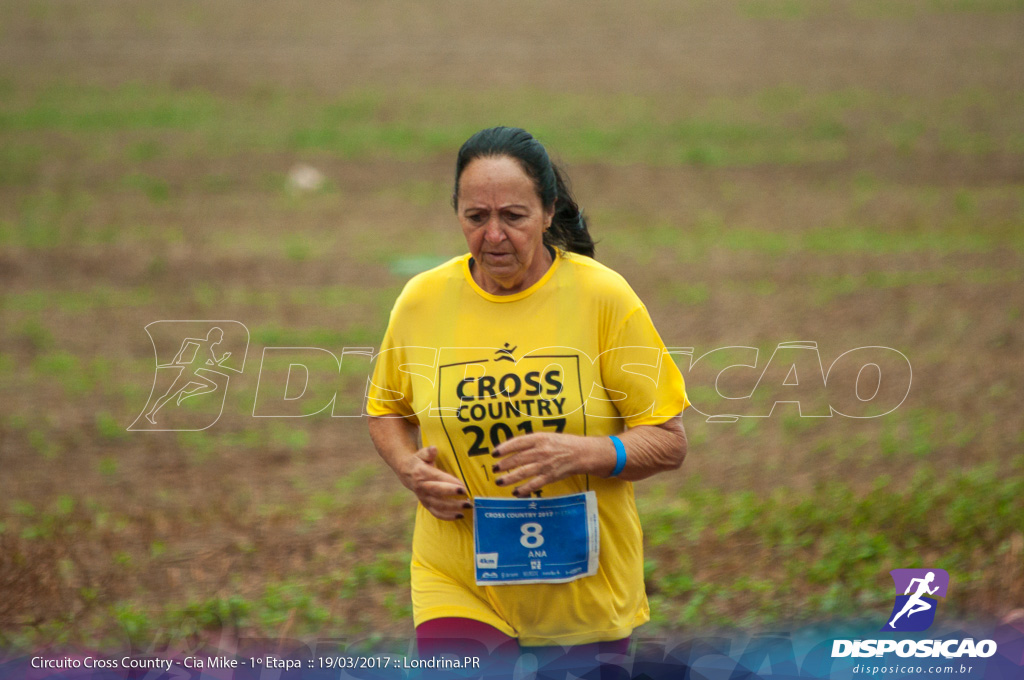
(287, 163, 325, 192)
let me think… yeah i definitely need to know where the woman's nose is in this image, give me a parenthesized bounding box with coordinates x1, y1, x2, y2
(483, 218, 505, 242)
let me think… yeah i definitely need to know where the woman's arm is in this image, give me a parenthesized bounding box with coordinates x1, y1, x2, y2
(490, 414, 687, 497)
(367, 415, 473, 520)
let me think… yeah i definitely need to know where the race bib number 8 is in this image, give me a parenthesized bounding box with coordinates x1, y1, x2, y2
(473, 492, 599, 586)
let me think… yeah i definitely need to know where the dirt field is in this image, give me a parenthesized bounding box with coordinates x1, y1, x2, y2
(1, 0, 1022, 649)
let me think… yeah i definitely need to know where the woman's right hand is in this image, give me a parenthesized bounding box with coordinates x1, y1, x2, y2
(398, 446, 472, 521)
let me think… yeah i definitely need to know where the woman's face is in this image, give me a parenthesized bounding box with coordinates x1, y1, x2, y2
(456, 155, 555, 295)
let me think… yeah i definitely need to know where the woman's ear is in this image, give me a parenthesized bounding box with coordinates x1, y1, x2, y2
(544, 200, 556, 231)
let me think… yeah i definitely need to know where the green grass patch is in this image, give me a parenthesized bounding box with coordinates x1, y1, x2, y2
(1, 78, 1018, 183)
(929, 0, 1024, 11)
(739, 0, 816, 19)
(0, 142, 42, 185)
(0, 81, 851, 167)
(850, 0, 1024, 14)
(252, 324, 380, 349)
(121, 172, 171, 203)
(0, 82, 221, 132)
(639, 459, 1023, 628)
(596, 204, 1013, 269)
(810, 266, 1023, 304)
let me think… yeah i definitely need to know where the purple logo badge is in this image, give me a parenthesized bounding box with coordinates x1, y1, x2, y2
(883, 568, 950, 632)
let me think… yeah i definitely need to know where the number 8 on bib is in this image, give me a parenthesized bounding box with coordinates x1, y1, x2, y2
(473, 491, 599, 586)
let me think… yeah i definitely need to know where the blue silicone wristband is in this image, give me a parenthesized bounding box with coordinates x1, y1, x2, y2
(609, 435, 627, 477)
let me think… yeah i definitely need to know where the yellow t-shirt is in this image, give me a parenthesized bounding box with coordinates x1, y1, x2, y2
(366, 249, 689, 646)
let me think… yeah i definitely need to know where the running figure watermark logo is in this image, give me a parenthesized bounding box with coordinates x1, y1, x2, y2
(129, 321, 249, 431)
(883, 568, 950, 632)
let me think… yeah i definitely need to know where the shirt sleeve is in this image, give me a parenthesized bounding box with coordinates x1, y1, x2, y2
(365, 324, 417, 420)
(597, 304, 690, 428)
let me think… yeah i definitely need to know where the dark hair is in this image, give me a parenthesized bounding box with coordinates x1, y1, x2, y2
(452, 126, 595, 258)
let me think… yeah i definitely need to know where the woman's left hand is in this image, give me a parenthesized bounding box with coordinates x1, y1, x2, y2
(491, 433, 612, 497)
(491, 416, 687, 496)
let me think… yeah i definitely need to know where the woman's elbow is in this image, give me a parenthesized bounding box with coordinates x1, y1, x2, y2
(664, 427, 687, 471)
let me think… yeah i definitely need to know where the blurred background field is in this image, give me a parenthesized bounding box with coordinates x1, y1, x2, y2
(1, 0, 1022, 650)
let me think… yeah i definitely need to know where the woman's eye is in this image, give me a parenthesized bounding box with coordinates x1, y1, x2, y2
(467, 213, 487, 224)
(505, 213, 525, 222)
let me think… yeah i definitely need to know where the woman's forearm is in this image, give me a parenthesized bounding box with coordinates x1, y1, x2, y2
(368, 416, 470, 519)
(367, 415, 421, 484)
(490, 414, 688, 496)
(609, 414, 687, 481)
